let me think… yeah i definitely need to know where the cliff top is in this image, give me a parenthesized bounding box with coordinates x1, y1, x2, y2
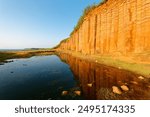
(70, 0, 108, 36)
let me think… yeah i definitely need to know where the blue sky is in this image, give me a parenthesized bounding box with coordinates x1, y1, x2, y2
(0, 0, 101, 49)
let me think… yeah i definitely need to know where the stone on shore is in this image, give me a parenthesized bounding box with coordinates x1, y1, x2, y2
(61, 91, 68, 96)
(130, 81, 138, 85)
(112, 86, 122, 94)
(120, 85, 129, 91)
(138, 76, 144, 80)
(87, 83, 93, 87)
(74, 91, 81, 96)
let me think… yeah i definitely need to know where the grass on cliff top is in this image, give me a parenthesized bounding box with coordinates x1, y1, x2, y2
(70, 0, 108, 36)
(53, 38, 69, 49)
(53, 0, 108, 49)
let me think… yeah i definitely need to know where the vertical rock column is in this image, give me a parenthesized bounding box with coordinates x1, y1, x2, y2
(89, 15, 97, 54)
(78, 26, 83, 53)
(95, 13, 101, 54)
(100, 6, 107, 54)
(135, 0, 150, 53)
(117, 0, 126, 55)
(75, 31, 79, 52)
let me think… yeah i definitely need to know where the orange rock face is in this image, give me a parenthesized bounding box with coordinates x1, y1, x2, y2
(58, 0, 150, 56)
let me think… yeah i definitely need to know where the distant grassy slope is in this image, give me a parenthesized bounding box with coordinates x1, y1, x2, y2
(0, 52, 17, 62)
(0, 49, 55, 62)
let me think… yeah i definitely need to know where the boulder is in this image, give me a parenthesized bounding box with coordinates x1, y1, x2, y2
(138, 76, 144, 80)
(74, 91, 81, 96)
(87, 83, 93, 87)
(61, 91, 68, 96)
(120, 85, 129, 91)
(130, 81, 138, 85)
(112, 86, 122, 94)
(118, 67, 122, 69)
(147, 86, 150, 88)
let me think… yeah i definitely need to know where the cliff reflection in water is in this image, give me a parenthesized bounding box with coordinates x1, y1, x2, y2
(58, 53, 150, 100)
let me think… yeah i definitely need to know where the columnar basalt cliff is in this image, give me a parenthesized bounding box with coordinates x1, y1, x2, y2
(57, 0, 150, 56)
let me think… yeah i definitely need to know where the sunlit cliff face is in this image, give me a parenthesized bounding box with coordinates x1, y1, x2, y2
(58, 0, 150, 55)
(58, 53, 150, 100)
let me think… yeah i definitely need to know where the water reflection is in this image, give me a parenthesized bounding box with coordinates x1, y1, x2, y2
(58, 53, 150, 100)
(0, 55, 80, 100)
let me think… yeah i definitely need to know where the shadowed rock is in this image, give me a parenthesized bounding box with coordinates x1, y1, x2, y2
(74, 91, 81, 96)
(0, 63, 4, 65)
(87, 83, 93, 87)
(61, 91, 68, 96)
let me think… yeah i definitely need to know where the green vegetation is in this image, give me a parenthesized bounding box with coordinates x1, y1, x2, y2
(0, 52, 17, 62)
(94, 56, 150, 77)
(70, 0, 108, 36)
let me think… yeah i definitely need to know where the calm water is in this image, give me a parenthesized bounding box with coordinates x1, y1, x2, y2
(0, 54, 150, 100)
(0, 49, 23, 51)
(0, 55, 80, 100)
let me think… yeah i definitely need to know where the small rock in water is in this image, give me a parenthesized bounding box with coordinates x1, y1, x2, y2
(148, 74, 150, 79)
(130, 81, 138, 85)
(0, 63, 4, 65)
(6, 60, 13, 63)
(10, 71, 14, 73)
(147, 86, 150, 88)
(74, 91, 81, 96)
(61, 91, 68, 96)
(118, 67, 121, 69)
(138, 76, 144, 80)
(120, 85, 129, 91)
(87, 83, 93, 87)
(112, 86, 122, 94)
(23, 64, 27, 66)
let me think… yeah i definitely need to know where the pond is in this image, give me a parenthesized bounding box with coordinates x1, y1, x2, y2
(0, 53, 150, 100)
